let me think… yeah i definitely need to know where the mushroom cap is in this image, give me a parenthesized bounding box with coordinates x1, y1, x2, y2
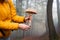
(25, 8, 37, 14)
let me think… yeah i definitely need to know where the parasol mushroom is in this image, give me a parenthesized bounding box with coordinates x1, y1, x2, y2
(25, 8, 37, 27)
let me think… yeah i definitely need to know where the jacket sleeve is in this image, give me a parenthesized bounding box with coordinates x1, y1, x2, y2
(9, 0, 25, 23)
(0, 21, 19, 30)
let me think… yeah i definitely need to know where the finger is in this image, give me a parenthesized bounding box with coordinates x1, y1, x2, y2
(25, 27, 31, 30)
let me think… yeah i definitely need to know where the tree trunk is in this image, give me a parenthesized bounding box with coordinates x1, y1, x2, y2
(16, 0, 22, 15)
(47, 0, 58, 40)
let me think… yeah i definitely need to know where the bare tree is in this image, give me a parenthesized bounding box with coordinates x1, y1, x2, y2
(47, 0, 58, 40)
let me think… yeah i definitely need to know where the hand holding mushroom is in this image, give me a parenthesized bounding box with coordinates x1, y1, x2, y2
(25, 8, 37, 27)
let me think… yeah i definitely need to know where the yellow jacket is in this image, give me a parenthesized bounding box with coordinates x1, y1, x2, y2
(0, 0, 24, 38)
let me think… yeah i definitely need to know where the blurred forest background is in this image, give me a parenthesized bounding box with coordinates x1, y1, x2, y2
(10, 0, 58, 40)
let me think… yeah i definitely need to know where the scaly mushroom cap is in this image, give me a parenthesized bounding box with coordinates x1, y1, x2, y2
(25, 8, 37, 14)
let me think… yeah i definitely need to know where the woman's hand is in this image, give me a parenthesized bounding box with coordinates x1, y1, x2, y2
(24, 15, 32, 22)
(18, 24, 30, 30)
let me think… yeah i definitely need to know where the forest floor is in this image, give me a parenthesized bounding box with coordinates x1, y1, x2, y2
(21, 33, 49, 40)
(10, 33, 60, 40)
